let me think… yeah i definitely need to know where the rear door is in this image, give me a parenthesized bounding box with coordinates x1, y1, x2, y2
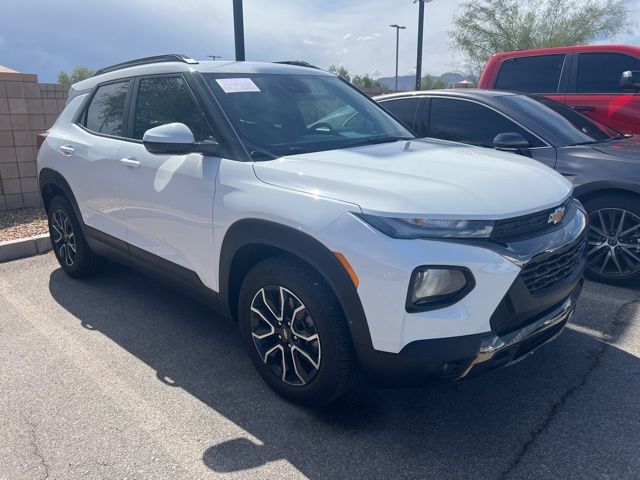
(117, 74, 221, 287)
(493, 53, 569, 104)
(61, 79, 132, 241)
(564, 52, 640, 134)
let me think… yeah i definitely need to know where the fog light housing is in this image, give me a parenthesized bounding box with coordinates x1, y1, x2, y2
(406, 266, 475, 312)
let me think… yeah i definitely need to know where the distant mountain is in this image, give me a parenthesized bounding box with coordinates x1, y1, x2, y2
(376, 72, 474, 91)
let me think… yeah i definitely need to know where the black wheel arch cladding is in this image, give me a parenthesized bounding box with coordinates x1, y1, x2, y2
(219, 218, 374, 348)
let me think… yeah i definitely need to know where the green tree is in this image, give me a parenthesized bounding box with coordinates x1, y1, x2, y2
(450, 0, 632, 76)
(58, 65, 96, 87)
(328, 64, 352, 82)
(352, 74, 382, 90)
(420, 75, 449, 90)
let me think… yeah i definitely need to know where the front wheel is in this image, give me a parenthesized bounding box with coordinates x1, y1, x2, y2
(584, 194, 640, 285)
(238, 256, 357, 406)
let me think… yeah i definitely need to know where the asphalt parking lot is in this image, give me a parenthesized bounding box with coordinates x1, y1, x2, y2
(1, 254, 639, 480)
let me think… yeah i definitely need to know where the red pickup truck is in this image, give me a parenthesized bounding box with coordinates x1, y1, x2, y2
(478, 45, 640, 134)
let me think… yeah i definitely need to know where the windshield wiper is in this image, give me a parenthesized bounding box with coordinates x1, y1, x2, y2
(341, 136, 413, 149)
(567, 140, 600, 146)
(248, 146, 281, 160)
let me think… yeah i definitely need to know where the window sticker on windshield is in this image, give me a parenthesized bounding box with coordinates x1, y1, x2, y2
(215, 78, 260, 93)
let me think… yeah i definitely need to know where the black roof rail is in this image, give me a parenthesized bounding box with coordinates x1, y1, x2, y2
(94, 54, 198, 76)
(274, 60, 321, 70)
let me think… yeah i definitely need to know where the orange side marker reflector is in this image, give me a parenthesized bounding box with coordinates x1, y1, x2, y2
(334, 252, 359, 288)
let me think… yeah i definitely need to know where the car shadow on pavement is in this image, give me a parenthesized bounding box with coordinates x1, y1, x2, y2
(48, 262, 640, 479)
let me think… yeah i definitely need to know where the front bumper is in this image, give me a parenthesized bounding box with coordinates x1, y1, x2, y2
(457, 281, 581, 379)
(356, 280, 582, 386)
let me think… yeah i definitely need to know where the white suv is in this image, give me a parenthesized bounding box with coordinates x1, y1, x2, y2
(37, 55, 587, 406)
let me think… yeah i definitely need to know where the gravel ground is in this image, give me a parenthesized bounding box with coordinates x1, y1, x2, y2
(0, 208, 48, 242)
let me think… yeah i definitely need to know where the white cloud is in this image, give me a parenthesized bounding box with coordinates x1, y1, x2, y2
(0, 0, 467, 81)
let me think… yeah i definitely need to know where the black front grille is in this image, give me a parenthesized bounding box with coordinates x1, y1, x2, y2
(492, 198, 572, 242)
(521, 235, 587, 295)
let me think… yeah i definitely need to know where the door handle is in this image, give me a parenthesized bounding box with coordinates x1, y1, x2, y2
(572, 105, 596, 112)
(120, 157, 141, 168)
(59, 145, 75, 156)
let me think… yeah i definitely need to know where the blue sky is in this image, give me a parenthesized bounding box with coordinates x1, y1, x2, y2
(0, 0, 638, 83)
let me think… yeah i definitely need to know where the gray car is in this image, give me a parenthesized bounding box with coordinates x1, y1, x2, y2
(376, 89, 640, 285)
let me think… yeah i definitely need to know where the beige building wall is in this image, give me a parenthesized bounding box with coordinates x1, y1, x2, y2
(0, 71, 67, 211)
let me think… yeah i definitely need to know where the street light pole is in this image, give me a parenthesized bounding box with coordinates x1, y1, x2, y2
(415, 0, 434, 90)
(233, 0, 246, 61)
(389, 24, 406, 91)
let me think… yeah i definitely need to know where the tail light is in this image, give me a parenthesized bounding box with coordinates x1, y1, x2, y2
(36, 132, 49, 152)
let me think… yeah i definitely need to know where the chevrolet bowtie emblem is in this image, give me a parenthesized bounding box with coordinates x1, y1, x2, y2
(548, 206, 565, 225)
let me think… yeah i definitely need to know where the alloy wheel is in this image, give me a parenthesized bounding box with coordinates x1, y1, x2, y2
(587, 208, 640, 278)
(51, 209, 77, 267)
(249, 285, 321, 386)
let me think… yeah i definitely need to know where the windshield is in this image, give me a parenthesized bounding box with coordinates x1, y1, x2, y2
(500, 94, 621, 146)
(203, 73, 412, 158)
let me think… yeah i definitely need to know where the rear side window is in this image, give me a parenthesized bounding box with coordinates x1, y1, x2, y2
(132, 76, 214, 141)
(495, 55, 566, 93)
(380, 98, 420, 131)
(84, 81, 130, 136)
(576, 53, 640, 93)
(427, 98, 543, 148)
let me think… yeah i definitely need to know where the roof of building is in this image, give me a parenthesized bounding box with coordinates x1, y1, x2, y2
(0, 65, 18, 73)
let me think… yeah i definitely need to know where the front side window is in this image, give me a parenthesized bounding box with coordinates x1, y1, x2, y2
(203, 73, 412, 158)
(499, 94, 621, 146)
(576, 53, 640, 93)
(495, 54, 566, 93)
(380, 98, 420, 132)
(133, 76, 214, 141)
(84, 80, 129, 136)
(427, 98, 543, 148)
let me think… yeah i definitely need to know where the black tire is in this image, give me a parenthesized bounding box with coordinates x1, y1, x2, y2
(238, 255, 358, 406)
(47, 195, 102, 278)
(583, 193, 640, 286)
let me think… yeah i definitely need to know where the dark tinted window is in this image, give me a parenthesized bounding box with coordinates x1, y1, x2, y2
(133, 76, 214, 141)
(84, 81, 129, 136)
(576, 53, 640, 93)
(380, 98, 419, 131)
(495, 55, 566, 93)
(427, 98, 543, 148)
(501, 95, 618, 146)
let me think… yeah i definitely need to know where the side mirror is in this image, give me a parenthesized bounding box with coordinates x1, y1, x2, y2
(620, 71, 640, 92)
(143, 123, 196, 154)
(493, 132, 530, 151)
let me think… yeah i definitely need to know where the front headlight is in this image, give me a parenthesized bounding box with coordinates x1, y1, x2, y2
(357, 214, 495, 239)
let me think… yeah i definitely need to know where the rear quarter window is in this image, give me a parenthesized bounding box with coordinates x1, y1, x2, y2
(380, 98, 420, 132)
(82, 80, 130, 136)
(495, 54, 566, 93)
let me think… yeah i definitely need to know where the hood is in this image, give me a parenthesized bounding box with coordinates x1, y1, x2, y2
(253, 139, 572, 219)
(591, 138, 640, 161)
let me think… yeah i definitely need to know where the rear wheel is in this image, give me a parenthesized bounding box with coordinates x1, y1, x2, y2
(47, 196, 102, 277)
(584, 194, 640, 285)
(238, 256, 357, 406)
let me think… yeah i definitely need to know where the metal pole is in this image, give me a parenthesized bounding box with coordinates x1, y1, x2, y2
(233, 0, 245, 61)
(390, 24, 406, 91)
(415, 0, 425, 90)
(395, 28, 400, 90)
